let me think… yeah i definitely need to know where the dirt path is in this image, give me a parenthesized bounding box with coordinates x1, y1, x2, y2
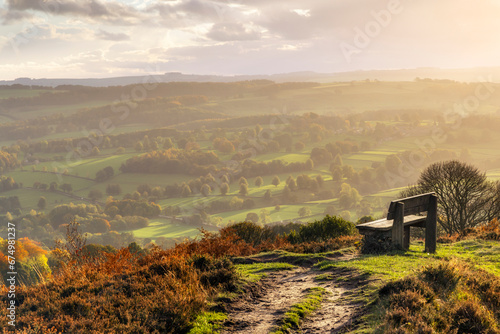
(222, 266, 362, 333)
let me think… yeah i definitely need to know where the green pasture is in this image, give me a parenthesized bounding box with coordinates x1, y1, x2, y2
(31, 153, 135, 180)
(63, 154, 137, 178)
(71, 173, 193, 200)
(6, 171, 94, 190)
(1, 187, 83, 212)
(254, 152, 310, 163)
(214, 203, 330, 225)
(345, 150, 393, 167)
(128, 218, 215, 240)
(25, 122, 157, 146)
(317, 239, 500, 281)
(15, 100, 112, 120)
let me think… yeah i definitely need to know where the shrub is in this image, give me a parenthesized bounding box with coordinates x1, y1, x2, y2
(191, 255, 239, 292)
(360, 234, 398, 254)
(293, 215, 357, 243)
(451, 299, 499, 334)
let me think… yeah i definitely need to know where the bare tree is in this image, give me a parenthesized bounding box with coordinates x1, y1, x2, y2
(401, 160, 496, 235)
(53, 221, 88, 263)
(484, 180, 500, 223)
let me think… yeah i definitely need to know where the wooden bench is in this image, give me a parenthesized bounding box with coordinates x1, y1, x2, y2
(356, 192, 438, 253)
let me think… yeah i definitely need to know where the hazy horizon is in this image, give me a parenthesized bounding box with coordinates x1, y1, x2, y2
(2, 0, 500, 80)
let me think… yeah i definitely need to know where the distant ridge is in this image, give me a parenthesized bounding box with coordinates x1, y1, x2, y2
(2, 67, 500, 87)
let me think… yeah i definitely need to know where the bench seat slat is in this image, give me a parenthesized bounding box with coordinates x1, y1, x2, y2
(356, 215, 427, 232)
(386, 192, 435, 220)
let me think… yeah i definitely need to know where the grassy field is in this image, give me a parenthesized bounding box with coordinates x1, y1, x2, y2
(317, 239, 500, 282)
(8, 171, 94, 190)
(254, 153, 310, 163)
(229, 237, 500, 333)
(129, 218, 218, 240)
(3, 188, 84, 212)
(2, 80, 500, 242)
(14, 100, 113, 120)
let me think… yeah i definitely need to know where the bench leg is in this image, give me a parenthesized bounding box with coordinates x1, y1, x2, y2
(404, 226, 410, 250)
(391, 202, 404, 249)
(425, 194, 438, 253)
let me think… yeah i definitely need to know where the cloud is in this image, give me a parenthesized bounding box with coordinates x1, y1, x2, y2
(6, 0, 145, 25)
(206, 22, 261, 41)
(1, 9, 33, 24)
(148, 0, 250, 28)
(95, 29, 130, 41)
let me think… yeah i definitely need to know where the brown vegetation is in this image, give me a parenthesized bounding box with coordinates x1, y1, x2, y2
(378, 260, 500, 334)
(0, 218, 359, 333)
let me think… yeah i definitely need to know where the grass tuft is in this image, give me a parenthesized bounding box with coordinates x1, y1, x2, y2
(270, 287, 326, 334)
(189, 312, 227, 334)
(235, 262, 296, 282)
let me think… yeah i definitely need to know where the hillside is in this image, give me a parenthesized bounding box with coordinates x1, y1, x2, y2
(3, 67, 500, 87)
(1, 79, 500, 253)
(3, 218, 500, 333)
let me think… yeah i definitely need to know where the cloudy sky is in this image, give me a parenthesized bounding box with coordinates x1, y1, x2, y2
(1, 0, 500, 79)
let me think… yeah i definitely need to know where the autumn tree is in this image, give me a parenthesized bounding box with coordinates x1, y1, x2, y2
(95, 166, 114, 182)
(0, 237, 51, 285)
(338, 183, 361, 209)
(37, 196, 47, 210)
(106, 184, 122, 196)
(287, 177, 297, 191)
(331, 167, 342, 182)
(239, 177, 248, 186)
(264, 189, 272, 201)
(332, 154, 343, 166)
(60, 183, 73, 193)
(245, 212, 259, 223)
(271, 176, 280, 187)
(221, 175, 230, 184)
(298, 206, 312, 217)
(88, 189, 103, 201)
(220, 182, 229, 196)
(260, 209, 271, 224)
(213, 137, 235, 153)
(305, 158, 314, 170)
(239, 183, 248, 196)
(254, 176, 263, 187)
(163, 137, 174, 149)
(134, 141, 144, 152)
(295, 141, 305, 151)
(282, 185, 291, 200)
(181, 184, 192, 197)
(201, 184, 211, 197)
(316, 175, 324, 188)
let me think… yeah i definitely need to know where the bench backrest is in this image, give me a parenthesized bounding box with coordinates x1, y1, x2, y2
(386, 192, 436, 220)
